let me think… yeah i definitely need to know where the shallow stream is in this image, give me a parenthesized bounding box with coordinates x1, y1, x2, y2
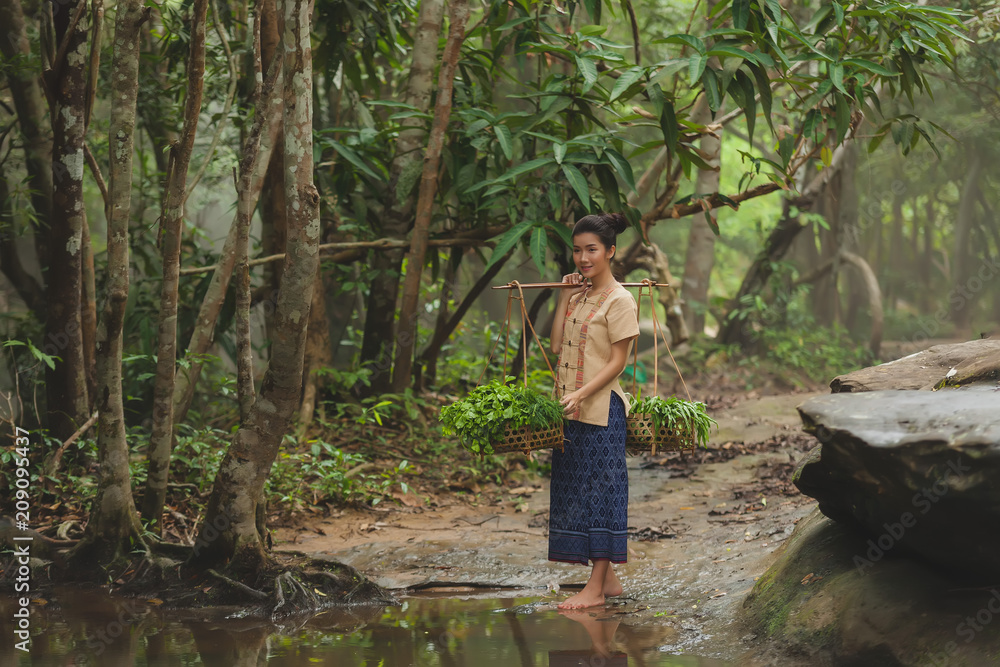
(1, 589, 736, 666)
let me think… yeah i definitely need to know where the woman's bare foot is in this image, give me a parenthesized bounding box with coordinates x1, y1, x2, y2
(603, 566, 623, 597)
(557, 588, 606, 609)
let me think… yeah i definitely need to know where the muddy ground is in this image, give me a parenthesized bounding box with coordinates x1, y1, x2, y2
(273, 390, 825, 661)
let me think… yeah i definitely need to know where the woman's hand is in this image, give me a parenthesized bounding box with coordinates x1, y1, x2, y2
(560, 389, 586, 415)
(560, 272, 587, 299)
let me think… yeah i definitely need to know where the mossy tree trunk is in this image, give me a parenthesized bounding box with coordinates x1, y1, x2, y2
(72, 0, 150, 566)
(190, 0, 320, 572)
(142, 0, 210, 535)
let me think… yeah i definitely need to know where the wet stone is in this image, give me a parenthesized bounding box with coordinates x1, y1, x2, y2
(793, 385, 1000, 580)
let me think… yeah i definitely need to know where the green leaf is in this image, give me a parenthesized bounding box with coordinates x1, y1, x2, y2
(575, 54, 598, 92)
(594, 165, 621, 209)
(688, 54, 707, 85)
(834, 92, 850, 143)
(553, 142, 566, 165)
(735, 70, 756, 143)
(494, 125, 513, 160)
(707, 44, 750, 60)
(329, 141, 384, 181)
(562, 163, 591, 211)
(530, 227, 547, 276)
(802, 108, 822, 142)
(496, 157, 555, 182)
(702, 67, 721, 111)
(603, 148, 637, 193)
(485, 220, 534, 270)
(658, 33, 705, 54)
(648, 81, 665, 118)
(546, 220, 574, 247)
(732, 0, 750, 30)
(660, 99, 678, 150)
(830, 62, 845, 93)
(609, 66, 645, 102)
(843, 58, 898, 77)
(750, 64, 774, 133)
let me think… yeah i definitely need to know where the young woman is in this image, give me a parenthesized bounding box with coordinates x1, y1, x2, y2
(548, 212, 639, 609)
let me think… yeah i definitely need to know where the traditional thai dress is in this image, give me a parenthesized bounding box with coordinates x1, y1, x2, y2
(549, 283, 639, 565)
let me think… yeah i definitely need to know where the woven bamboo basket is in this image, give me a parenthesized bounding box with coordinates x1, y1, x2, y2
(625, 415, 694, 455)
(493, 423, 566, 455)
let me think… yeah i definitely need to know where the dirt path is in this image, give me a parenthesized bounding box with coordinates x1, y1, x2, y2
(274, 391, 823, 660)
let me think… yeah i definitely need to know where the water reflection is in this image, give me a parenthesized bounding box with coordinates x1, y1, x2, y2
(0, 591, 731, 665)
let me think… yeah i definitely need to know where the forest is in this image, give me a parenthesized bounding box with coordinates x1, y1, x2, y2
(1, 0, 999, 647)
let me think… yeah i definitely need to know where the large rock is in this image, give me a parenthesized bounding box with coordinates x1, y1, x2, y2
(793, 385, 1000, 580)
(830, 338, 1000, 392)
(741, 508, 1000, 666)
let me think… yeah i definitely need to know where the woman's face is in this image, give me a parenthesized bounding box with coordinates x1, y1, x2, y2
(572, 232, 614, 279)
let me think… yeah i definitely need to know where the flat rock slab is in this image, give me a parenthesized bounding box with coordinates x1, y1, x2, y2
(794, 385, 1000, 579)
(830, 338, 1000, 392)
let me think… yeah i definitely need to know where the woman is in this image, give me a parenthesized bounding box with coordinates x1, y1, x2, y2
(548, 212, 639, 609)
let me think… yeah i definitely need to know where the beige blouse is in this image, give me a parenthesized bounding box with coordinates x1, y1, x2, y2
(554, 283, 640, 427)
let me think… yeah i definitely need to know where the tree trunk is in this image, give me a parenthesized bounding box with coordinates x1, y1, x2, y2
(258, 0, 285, 350)
(717, 143, 854, 348)
(71, 0, 149, 566)
(359, 0, 445, 392)
(616, 239, 688, 345)
(0, 162, 45, 312)
(949, 149, 983, 335)
(190, 0, 319, 571)
(171, 112, 280, 427)
(233, 54, 286, 428)
(298, 268, 331, 429)
(0, 0, 54, 270)
(416, 250, 513, 386)
(44, 0, 91, 440)
(81, 212, 97, 409)
(392, 0, 470, 392)
(142, 0, 210, 533)
(680, 100, 723, 336)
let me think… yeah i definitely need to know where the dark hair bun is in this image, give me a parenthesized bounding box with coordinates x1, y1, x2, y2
(603, 212, 628, 235)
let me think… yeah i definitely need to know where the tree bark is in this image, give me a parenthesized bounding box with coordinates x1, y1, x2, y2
(298, 268, 331, 429)
(392, 0, 470, 392)
(190, 0, 320, 571)
(45, 0, 91, 440)
(258, 0, 286, 350)
(142, 0, 210, 533)
(0, 0, 54, 268)
(680, 99, 723, 336)
(72, 0, 149, 566)
(359, 0, 445, 392)
(80, 209, 97, 408)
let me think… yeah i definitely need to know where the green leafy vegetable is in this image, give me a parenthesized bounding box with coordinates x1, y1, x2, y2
(628, 394, 718, 449)
(441, 378, 564, 455)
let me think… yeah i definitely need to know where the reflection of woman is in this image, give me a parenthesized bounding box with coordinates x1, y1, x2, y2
(548, 609, 627, 666)
(549, 213, 639, 610)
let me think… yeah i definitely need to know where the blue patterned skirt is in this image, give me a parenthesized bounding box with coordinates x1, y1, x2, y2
(548, 393, 628, 565)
